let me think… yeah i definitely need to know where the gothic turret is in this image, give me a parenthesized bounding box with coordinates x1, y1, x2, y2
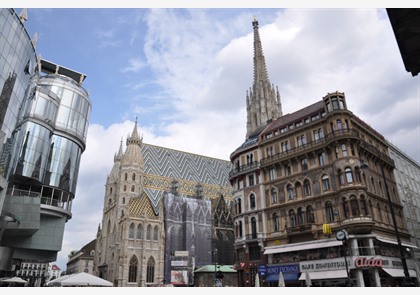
(246, 17, 282, 138)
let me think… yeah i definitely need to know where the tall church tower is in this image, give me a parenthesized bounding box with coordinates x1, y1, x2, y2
(95, 120, 165, 287)
(246, 17, 282, 138)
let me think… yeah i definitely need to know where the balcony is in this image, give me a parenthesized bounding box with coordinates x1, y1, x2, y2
(286, 224, 314, 236)
(229, 162, 260, 178)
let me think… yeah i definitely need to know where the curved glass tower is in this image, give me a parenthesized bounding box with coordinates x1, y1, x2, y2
(0, 8, 91, 275)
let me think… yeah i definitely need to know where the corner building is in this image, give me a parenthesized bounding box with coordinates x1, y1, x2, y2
(229, 17, 418, 287)
(0, 9, 91, 279)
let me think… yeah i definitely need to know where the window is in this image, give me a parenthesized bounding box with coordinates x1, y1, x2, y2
(125, 173, 128, 181)
(322, 175, 330, 191)
(281, 141, 289, 152)
(306, 206, 315, 223)
(297, 208, 304, 225)
(341, 144, 348, 156)
(272, 213, 280, 232)
(287, 184, 294, 200)
(267, 146, 274, 157)
(129, 223, 135, 239)
(132, 173, 136, 181)
(237, 198, 242, 214)
(350, 196, 359, 216)
(325, 201, 335, 222)
(137, 224, 143, 239)
(343, 198, 350, 218)
(332, 98, 339, 110)
(154, 226, 159, 241)
(251, 217, 257, 239)
(280, 127, 287, 133)
(335, 147, 339, 159)
(289, 210, 296, 227)
(303, 179, 311, 196)
(128, 256, 138, 282)
(297, 136, 302, 147)
(285, 164, 291, 176)
(301, 158, 308, 171)
(146, 225, 151, 240)
(314, 130, 319, 142)
(271, 188, 277, 204)
(360, 196, 368, 215)
(318, 152, 325, 166)
(377, 203, 382, 222)
(131, 185, 135, 192)
(146, 257, 155, 283)
(337, 119, 343, 131)
(345, 167, 353, 183)
(238, 221, 243, 237)
(338, 169, 345, 185)
(319, 128, 324, 140)
(269, 168, 275, 181)
(248, 175, 254, 186)
(250, 194, 256, 209)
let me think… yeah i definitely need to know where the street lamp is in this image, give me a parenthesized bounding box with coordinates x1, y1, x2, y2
(360, 158, 412, 286)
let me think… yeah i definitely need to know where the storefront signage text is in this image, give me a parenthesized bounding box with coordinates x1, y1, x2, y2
(355, 257, 383, 267)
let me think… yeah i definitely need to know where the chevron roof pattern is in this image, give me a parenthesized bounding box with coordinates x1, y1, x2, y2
(141, 143, 233, 214)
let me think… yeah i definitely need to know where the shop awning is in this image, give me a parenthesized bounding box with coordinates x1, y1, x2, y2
(382, 268, 417, 278)
(299, 270, 348, 280)
(264, 239, 342, 255)
(376, 236, 419, 249)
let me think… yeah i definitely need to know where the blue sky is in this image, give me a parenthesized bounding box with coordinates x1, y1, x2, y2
(3, 2, 420, 272)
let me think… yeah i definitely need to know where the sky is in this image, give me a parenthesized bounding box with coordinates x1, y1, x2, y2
(3, 2, 420, 272)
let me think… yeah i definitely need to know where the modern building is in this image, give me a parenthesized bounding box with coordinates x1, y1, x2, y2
(229, 17, 419, 287)
(0, 8, 91, 277)
(66, 239, 96, 275)
(94, 122, 234, 287)
(387, 142, 420, 258)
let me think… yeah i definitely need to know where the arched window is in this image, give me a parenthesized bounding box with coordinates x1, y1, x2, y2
(384, 205, 390, 224)
(125, 173, 128, 181)
(345, 167, 353, 183)
(131, 185, 135, 192)
(250, 194, 256, 209)
(319, 128, 324, 139)
(287, 184, 294, 200)
(123, 184, 127, 191)
(154, 226, 159, 241)
(337, 119, 343, 131)
(122, 197, 125, 204)
(272, 213, 280, 232)
(295, 182, 302, 198)
(238, 198, 242, 214)
(128, 256, 138, 282)
(350, 196, 359, 216)
(354, 167, 361, 182)
(360, 196, 368, 215)
(303, 179, 311, 196)
(238, 221, 243, 237)
(251, 217, 257, 239)
(109, 187, 113, 194)
(325, 201, 335, 223)
(137, 224, 143, 239)
(297, 207, 304, 225)
(271, 188, 278, 204)
(132, 173, 136, 181)
(369, 200, 374, 220)
(146, 257, 155, 283)
(306, 206, 315, 223)
(322, 175, 330, 191)
(289, 210, 296, 227)
(146, 225, 151, 240)
(129, 223, 135, 239)
(371, 177, 376, 193)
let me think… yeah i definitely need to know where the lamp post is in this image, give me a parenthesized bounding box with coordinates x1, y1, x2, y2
(360, 158, 411, 286)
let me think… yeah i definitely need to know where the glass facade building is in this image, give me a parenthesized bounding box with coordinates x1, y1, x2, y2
(0, 8, 91, 278)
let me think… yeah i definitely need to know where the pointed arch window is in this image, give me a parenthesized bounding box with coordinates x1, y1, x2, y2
(237, 198, 242, 214)
(297, 207, 304, 225)
(154, 226, 159, 241)
(377, 203, 382, 222)
(360, 196, 368, 215)
(146, 257, 155, 283)
(146, 225, 151, 240)
(350, 196, 359, 216)
(128, 256, 138, 282)
(250, 194, 256, 209)
(125, 173, 128, 181)
(238, 221, 243, 237)
(132, 173, 136, 181)
(131, 185, 135, 192)
(345, 167, 353, 183)
(287, 184, 294, 200)
(129, 223, 135, 239)
(271, 188, 277, 204)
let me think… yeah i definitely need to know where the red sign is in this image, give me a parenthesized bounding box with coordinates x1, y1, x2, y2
(355, 257, 383, 267)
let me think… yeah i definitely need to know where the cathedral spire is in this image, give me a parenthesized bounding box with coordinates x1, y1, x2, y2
(121, 118, 144, 167)
(246, 17, 283, 138)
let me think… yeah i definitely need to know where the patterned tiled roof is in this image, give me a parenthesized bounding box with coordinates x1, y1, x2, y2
(141, 144, 233, 215)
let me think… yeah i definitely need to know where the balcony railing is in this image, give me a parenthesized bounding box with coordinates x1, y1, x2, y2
(229, 161, 260, 178)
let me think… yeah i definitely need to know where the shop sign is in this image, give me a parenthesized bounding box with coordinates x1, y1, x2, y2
(266, 264, 299, 274)
(300, 258, 349, 271)
(355, 257, 383, 268)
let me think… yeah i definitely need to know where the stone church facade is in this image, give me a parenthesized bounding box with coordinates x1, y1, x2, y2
(94, 121, 233, 286)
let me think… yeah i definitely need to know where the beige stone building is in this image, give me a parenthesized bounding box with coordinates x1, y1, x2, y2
(229, 17, 419, 287)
